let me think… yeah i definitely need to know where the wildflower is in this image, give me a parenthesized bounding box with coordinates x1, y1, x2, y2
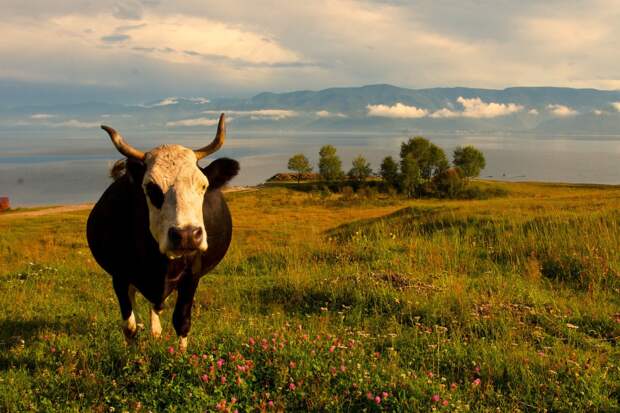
(51, 347, 56, 353)
(221, 376, 227, 384)
(289, 361, 297, 369)
(374, 396, 381, 404)
(202, 354, 208, 360)
(382, 391, 389, 399)
(268, 400, 274, 408)
(427, 371, 433, 378)
(217, 358, 225, 369)
(431, 394, 440, 402)
(340, 365, 347, 373)
(249, 337, 256, 346)
(366, 392, 374, 400)
(474, 366, 480, 373)
(442, 400, 449, 407)
(450, 383, 457, 391)
(472, 378, 481, 387)
(168, 346, 175, 355)
(289, 383, 296, 391)
(329, 346, 336, 353)
(201, 374, 209, 383)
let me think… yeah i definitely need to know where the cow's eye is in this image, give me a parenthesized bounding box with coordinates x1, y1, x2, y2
(145, 182, 164, 209)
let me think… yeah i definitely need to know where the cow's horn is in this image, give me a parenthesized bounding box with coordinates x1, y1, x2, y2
(101, 125, 146, 161)
(194, 113, 225, 160)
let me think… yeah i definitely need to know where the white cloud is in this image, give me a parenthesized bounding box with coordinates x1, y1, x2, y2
(593, 109, 604, 116)
(203, 109, 298, 120)
(455, 97, 523, 118)
(528, 109, 539, 115)
(187, 97, 210, 104)
(30, 113, 55, 119)
(150, 97, 178, 107)
(547, 104, 578, 117)
(366, 103, 429, 118)
(431, 97, 523, 118)
(52, 119, 100, 128)
(166, 117, 220, 127)
(611, 102, 620, 112)
(316, 110, 347, 118)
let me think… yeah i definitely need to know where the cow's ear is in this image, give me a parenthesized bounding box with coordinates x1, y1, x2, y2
(202, 158, 240, 191)
(126, 158, 146, 185)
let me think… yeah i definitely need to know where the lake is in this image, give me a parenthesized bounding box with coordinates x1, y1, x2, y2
(1, 128, 619, 206)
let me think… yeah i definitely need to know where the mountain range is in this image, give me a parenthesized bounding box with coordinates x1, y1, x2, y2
(2, 84, 620, 135)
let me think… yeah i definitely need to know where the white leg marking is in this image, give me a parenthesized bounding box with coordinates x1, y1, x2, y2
(179, 336, 188, 352)
(150, 308, 162, 338)
(123, 311, 137, 340)
(129, 285, 144, 330)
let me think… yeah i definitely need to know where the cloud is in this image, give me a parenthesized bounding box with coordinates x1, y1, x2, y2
(612, 102, 620, 112)
(52, 119, 100, 128)
(547, 104, 578, 117)
(528, 109, 539, 115)
(316, 110, 347, 118)
(430, 97, 523, 118)
(366, 103, 429, 118)
(203, 109, 298, 120)
(101, 34, 131, 43)
(149, 97, 178, 107)
(30, 113, 55, 119)
(166, 117, 220, 127)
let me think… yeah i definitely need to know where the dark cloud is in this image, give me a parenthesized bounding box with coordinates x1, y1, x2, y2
(113, 0, 144, 20)
(101, 34, 131, 43)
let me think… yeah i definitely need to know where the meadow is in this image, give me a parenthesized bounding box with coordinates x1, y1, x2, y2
(0, 181, 618, 412)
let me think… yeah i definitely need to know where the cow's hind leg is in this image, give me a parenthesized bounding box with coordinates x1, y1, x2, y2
(172, 277, 199, 352)
(113, 278, 137, 341)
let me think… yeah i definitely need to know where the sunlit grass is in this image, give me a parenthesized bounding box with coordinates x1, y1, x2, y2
(0, 181, 619, 411)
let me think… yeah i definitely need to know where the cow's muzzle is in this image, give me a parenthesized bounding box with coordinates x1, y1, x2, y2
(168, 226, 204, 253)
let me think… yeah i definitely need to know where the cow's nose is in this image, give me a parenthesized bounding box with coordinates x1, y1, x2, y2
(192, 227, 203, 245)
(168, 226, 203, 250)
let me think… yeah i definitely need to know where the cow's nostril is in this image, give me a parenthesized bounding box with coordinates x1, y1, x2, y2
(192, 227, 203, 244)
(168, 227, 182, 247)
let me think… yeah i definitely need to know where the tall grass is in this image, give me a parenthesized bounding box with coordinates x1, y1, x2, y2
(0, 182, 619, 411)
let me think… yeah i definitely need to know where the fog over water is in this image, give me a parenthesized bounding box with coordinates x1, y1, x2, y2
(1, 129, 619, 206)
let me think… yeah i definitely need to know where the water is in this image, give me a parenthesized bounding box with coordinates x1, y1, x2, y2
(1, 129, 619, 206)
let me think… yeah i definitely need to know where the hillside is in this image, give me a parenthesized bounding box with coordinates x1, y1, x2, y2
(0, 181, 619, 411)
(2, 84, 620, 134)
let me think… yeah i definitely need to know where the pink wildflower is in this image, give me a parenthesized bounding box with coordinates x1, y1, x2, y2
(221, 375, 227, 384)
(474, 366, 480, 373)
(51, 347, 56, 353)
(427, 371, 433, 378)
(329, 345, 336, 353)
(289, 383, 296, 391)
(472, 378, 481, 386)
(431, 394, 440, 402)
(442, 400, 449, 407)
(289, 361, 297, 369)
(340, 365, 347, 372)
(374, 396, 381, 404)
(366, 392, 374, 400)
(167, 346, 175, 355)
(217, 358, 225, 369)
(249, 337, 256, 346)
(201, 374, 209, 383)
(268, 400, 274, 408)
(382, 391, 389, 399)
(450, 383, 458, 391)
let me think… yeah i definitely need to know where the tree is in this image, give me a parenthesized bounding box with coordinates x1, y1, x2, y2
(453, 146, 486, 178)
(287, 153, 312, 183)
(348, 155, 372, 182)
(400, 155, 421, 197)
(433, 167, 465, 198)
(380, 156, 399, 188)
(400, 137, 448, 180)
(318, 145, 343, 181)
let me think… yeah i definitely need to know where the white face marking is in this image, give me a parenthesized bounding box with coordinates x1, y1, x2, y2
(150, 308, 162, 338)
(142, 145, 209, 256)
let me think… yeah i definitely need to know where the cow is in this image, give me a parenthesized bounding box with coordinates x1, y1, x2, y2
(86, 114, 239, 351)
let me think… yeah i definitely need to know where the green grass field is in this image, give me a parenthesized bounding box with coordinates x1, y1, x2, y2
(1, 182, 619, 412)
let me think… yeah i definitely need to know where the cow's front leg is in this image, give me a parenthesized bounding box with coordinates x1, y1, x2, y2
(113, 278, 137, 341)
(172, 276, 200, 352)
(150, 307, 163, 339)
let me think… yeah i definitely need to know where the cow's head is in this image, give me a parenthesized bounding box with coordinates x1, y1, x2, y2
(101, 114, 238, 258)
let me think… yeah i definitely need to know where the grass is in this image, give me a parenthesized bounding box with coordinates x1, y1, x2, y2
(0, 181, 619, 412)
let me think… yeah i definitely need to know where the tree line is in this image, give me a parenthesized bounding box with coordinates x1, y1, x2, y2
(287, 137, 486, 198)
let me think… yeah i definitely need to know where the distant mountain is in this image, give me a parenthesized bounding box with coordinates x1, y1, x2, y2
(2, 84, 620, 135)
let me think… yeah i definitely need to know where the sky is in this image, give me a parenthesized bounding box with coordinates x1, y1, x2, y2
(2, 0, 620, 104)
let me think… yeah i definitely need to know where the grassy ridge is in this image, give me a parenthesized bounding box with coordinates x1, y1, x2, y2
(0, 182, 619, 412)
